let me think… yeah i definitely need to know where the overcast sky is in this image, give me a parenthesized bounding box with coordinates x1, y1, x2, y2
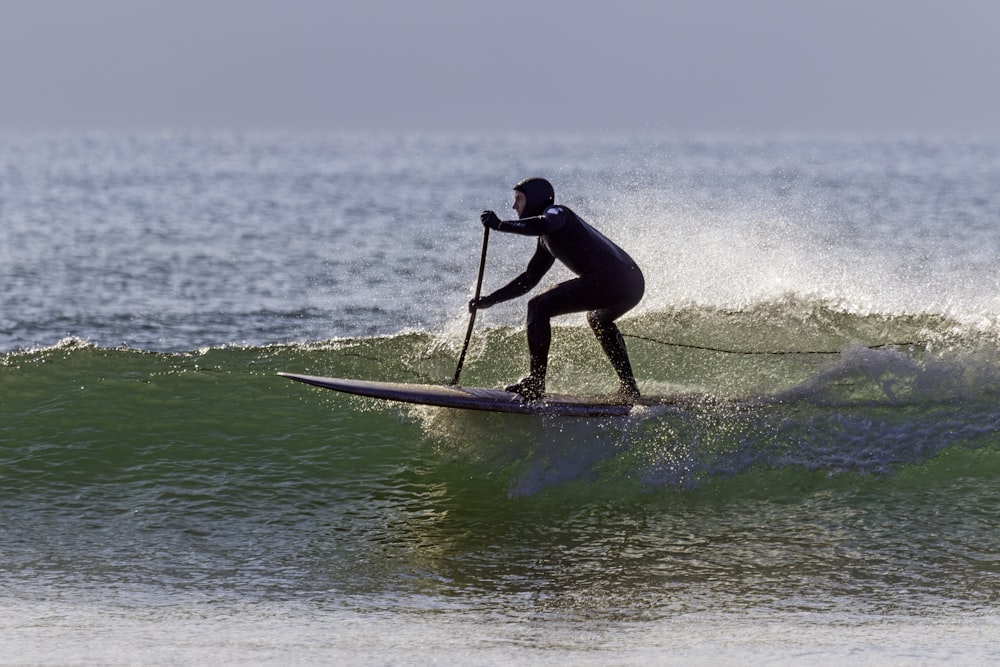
(1, 0, 998, 136)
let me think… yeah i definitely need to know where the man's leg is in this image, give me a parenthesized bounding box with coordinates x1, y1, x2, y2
(506, 281, 590, 399)
(508, 275, 642, 400)
(587, 313, 639, 399)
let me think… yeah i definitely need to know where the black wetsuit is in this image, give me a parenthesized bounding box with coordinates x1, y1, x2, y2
(479, 204, 644, 392)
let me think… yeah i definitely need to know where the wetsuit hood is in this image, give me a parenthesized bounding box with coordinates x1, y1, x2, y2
(513, 177, 555, 219)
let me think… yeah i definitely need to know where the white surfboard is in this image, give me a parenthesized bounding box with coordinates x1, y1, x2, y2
(278, 372, 717, 417)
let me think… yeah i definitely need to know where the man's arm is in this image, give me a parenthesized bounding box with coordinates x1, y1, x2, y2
(470, 242, 555, 311)
(480, 208, 566, 236)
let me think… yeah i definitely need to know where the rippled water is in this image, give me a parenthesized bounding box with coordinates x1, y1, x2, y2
(2, 132, 999, 663)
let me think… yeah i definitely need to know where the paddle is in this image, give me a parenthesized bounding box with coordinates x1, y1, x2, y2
(451, 226, 490, 385)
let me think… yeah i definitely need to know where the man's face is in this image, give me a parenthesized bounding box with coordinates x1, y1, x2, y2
(513, 190, 528, 218)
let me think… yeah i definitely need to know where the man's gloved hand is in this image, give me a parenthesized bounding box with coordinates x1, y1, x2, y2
(468, 296, 493, 313)
(480, 210, 502, 229)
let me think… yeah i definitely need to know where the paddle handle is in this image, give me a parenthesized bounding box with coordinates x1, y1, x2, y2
(451, 226, 490, 385)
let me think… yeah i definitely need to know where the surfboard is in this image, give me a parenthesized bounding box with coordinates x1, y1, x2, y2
(278, 372, 698, 417)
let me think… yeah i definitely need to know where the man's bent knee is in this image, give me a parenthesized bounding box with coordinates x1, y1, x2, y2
(587, 310, 615, 334)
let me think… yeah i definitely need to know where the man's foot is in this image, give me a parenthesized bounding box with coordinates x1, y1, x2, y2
(617, 379, 640, 403)
(504, 375, 545, 401)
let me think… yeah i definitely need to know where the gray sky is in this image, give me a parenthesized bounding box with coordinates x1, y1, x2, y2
(2, 0, 998, 136)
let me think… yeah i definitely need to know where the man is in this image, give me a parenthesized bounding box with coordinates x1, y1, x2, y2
(469, 177, 645, 402)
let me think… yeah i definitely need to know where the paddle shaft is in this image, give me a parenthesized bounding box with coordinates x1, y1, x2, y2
(451, 226, 490, 385)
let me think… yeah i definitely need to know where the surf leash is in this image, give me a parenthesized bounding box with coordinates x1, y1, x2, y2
(623, 333, 933, 356)
(451, 226, 490, 385)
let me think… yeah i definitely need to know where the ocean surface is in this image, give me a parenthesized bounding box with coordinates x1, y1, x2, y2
(2, 131, 999, 664)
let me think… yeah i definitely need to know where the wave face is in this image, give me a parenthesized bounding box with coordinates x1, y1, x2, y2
(4, 300, 999, 498)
